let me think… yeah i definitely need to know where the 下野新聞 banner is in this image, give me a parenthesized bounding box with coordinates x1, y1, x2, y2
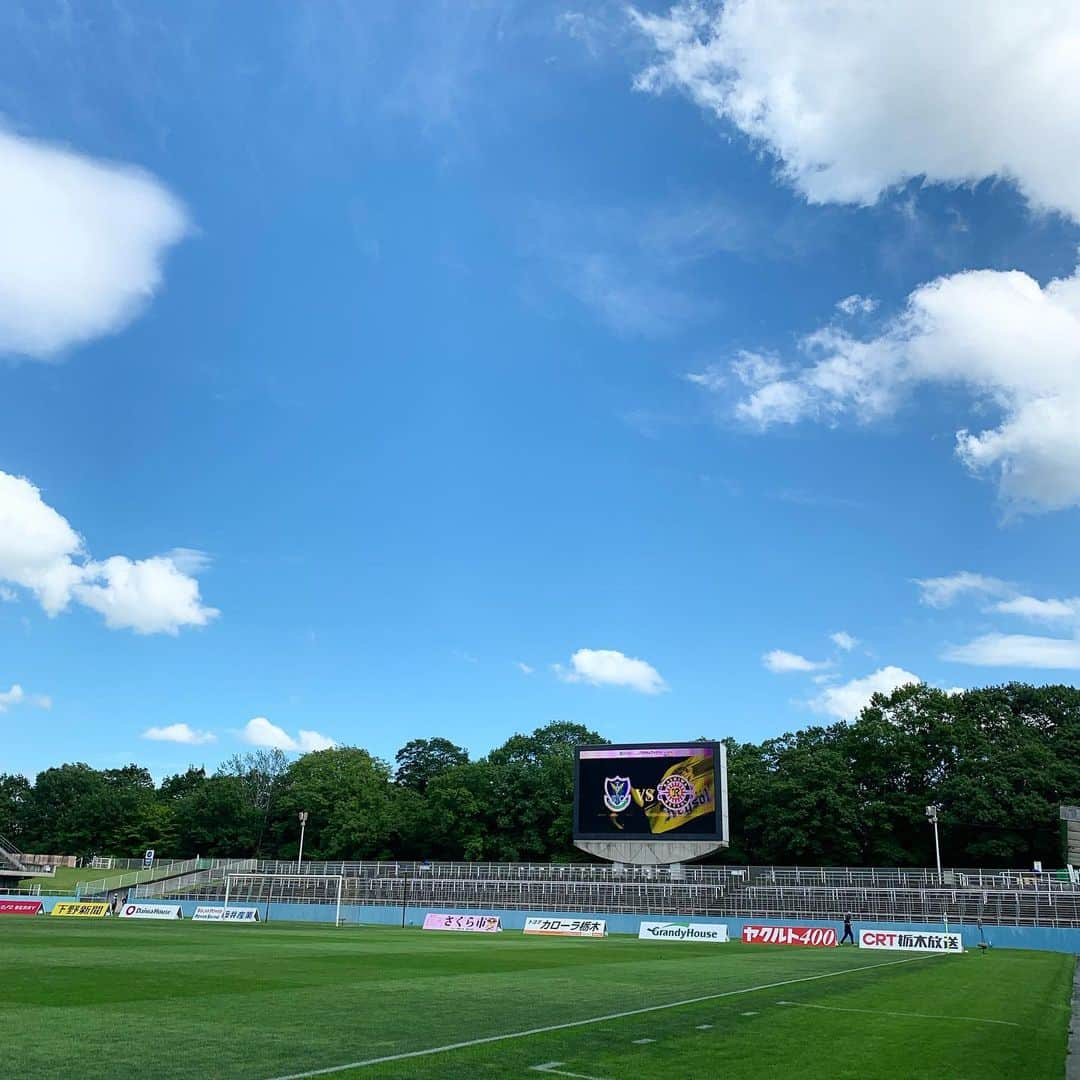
(51, 902, 109, 918)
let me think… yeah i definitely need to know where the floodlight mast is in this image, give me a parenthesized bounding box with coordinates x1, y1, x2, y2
(926, 804, 943, 885)
(297, 811, 309, 874)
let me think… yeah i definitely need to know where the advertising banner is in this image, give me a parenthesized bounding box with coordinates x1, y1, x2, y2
(741, 924, 837, 947)
(120, 903, 183, 921)
(574, 742, 727, 842)
(422, 913, 502, 932)
(523, 917, 607, 938)
(638, 921, 728, 942)
(0, 899, 44, 916)
(51, 902, 109, 918)
(192, 906, 260, 923)
(858, 929, 963, 953)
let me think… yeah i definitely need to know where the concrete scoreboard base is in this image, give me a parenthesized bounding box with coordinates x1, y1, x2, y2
(573, 839, 725, 865)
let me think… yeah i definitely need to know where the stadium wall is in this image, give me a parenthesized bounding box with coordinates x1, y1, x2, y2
(8, 893, 1080, 953)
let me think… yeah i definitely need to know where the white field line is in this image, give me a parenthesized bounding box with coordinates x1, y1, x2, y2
(530, 1064, 610, 1079)
(263, 955, 938, 1080)
(775, 1000, 1020, 1027)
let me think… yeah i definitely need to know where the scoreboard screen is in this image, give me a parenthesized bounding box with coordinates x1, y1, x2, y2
(573, 742, 728, 842)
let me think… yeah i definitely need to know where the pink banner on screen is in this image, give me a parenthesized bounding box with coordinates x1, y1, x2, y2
(422, 913, 502, 932)
(579, 747, 711, 759)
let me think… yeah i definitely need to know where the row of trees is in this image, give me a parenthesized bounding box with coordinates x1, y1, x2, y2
(2, 683, 1078, 867)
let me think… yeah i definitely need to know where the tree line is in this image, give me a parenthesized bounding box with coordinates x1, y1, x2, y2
(2, 682, 1078, 868)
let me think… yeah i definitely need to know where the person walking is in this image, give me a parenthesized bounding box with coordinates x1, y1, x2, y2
(839, 911, 855, 945)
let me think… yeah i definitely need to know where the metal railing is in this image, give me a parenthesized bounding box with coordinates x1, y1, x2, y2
(133, 859, 258, 899)
(142, 870, 1080, 929)
(0, 833, 30, 873)
(78, 858, 212, 897)
(250, 859, 1080, 889)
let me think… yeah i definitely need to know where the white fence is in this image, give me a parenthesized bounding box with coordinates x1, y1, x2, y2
(136, 859, 1080, 929)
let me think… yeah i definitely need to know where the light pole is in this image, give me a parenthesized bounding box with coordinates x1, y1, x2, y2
(925, 804, 942, 885)
(297, 811, 309, 873)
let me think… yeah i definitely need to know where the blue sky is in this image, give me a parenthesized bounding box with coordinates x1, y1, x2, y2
(4, 1, 1080, 779)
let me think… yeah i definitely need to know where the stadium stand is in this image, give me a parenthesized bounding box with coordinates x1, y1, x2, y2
(79, 857, 257, 898)
(135, 859, 1080, 928)
(0, 833, 33, 882)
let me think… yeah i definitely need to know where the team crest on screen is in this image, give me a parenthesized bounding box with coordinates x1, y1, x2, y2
(603, 776, 632, 812)
(656, 773, 695, 814)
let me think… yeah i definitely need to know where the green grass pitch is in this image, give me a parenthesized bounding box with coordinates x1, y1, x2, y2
(2, 920, 1072, 1079)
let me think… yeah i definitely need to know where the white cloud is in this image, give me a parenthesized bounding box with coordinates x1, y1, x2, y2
(731, 350, 784, 388)
(632, 1, 1080, 222)
(73, 556, 217, 636)
(0, 470, 217, 634)
(706, 265, 1080, 511)
(164, 548, 213, 576)
(241, 717, 337, 753)
(737, 378, 812, 427)
(0, 586, 15, 603)
(0, 685, 24, 711)
(762, 649, 827, 674)
(685, 367, 725, 392)
(992, 595, 1080, 622)
(558, 11, 608, 57)
(295, 729, 337, 752)
(915, 571, 1012, 609)
(836, 295, 878, 316)
(142, 723, 216, 746)
(830, 631, 858, 651)
(560, 250, 708, 336)
(943, 633, 1080, 669)
(0, 470, 86, 616)
(516, 661, 535, 675)
(0, 128, 188, 359)
(640, 6, 1080, 510)
(555, 648, 668, 694)
(0, 684, 50, 713)
(811, 665, 922, 721)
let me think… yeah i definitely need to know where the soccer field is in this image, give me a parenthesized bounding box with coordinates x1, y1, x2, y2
(2, 921, 1072, 1079)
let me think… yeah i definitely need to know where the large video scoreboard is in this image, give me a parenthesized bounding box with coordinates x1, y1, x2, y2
(573, 742, 728, 843)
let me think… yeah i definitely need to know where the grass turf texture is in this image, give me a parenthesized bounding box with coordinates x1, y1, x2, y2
(21, 866, 123, 891)
(1, 922, 1071, 1079)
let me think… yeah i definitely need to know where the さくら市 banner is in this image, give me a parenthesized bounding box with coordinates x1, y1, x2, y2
(573, 742, 727, 841)
(422, 914, 502, 932)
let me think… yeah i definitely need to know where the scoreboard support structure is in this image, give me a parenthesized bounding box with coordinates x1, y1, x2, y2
(573, 838, 726, 865)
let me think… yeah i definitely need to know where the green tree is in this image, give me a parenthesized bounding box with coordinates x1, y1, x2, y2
(394, 738, 469, 794)
(216, 750, 290, 855)
(0, 773, 31, 844)
(274, 747, 395, 860)
(171, 775, 264, 857)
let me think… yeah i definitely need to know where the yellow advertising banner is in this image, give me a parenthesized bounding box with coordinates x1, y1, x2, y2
(50, 902, 109, 918)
